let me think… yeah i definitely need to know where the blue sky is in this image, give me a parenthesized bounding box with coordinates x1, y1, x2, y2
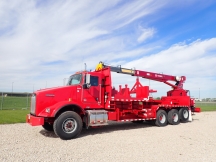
(0, 0, 216, 98)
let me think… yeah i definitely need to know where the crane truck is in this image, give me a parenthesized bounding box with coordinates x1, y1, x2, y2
(27, 62, 201, 140)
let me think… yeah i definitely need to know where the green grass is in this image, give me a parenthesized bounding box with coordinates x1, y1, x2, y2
(200, 106, 216, 111)
(0, 109, 29, 124)
(195, 103, 216, 112)
(0, 96, 31, 110)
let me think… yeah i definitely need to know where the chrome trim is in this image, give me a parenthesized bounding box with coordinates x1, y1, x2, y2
(46, 94, 55, 97)
(85, 110, 108, 127)
(30, 94, 36, 115)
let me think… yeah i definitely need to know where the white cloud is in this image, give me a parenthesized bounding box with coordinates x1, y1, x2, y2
(0, 0, 168, 91)
(137, 28, 156, 43)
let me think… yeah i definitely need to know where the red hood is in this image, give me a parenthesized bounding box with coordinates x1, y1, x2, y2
(34, 85, 79, 116)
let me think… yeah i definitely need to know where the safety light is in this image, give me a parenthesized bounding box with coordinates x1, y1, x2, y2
(176, 76, 181, 81)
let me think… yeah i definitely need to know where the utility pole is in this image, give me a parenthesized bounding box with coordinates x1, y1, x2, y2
(199, 88, 200, 100)
(12, 82, 14, 95)
(84, 63, 87, 71)
(1, 92, 3, 110)
(63, 78, 68, 86)
(26, 93, 29, 109)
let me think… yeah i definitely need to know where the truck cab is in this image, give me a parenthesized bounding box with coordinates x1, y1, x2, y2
(27, 68, 112, 139)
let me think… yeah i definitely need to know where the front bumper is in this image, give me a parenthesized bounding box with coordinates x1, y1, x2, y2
(26, 114, 44, 126)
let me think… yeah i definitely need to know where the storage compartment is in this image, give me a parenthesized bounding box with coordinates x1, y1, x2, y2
(86, 110, 108, 126)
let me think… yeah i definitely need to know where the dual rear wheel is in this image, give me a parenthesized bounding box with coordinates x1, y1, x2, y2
(155, 108, 189, 127)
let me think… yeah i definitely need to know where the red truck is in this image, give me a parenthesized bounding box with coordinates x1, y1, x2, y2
(27, 62, 201, 140)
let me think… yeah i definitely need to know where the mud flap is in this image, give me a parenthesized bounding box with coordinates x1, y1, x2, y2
(188, 109, 192, 122)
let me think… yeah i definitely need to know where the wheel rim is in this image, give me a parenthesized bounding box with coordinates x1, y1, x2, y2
(159, 114, 166, 123)
(183, 110, 189, 119)
(172, 113, 179, 122)
(62, 118, 77, 134)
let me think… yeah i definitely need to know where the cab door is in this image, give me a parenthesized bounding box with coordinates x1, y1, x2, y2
(82, 75, 101, 108)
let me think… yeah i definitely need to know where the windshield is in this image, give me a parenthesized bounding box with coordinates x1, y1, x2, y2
(67, 74, 82, 85)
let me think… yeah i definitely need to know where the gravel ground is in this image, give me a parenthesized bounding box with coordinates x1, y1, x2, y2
(0, 112, 216, 162)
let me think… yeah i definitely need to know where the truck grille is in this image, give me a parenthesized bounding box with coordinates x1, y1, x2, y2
(30, 94, 36, 115)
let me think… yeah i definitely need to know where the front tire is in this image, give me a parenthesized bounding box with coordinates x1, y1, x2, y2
(155, 110, 168, 127)
(54, 111, 83, 140)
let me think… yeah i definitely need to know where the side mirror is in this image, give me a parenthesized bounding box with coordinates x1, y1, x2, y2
(86, 74, 90, 84)
(83, 74, 91, 89)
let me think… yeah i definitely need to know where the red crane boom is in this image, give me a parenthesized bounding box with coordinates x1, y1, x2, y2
(102, 62, 186, 90)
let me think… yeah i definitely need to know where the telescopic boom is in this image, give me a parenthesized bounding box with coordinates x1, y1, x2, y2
(96, 62, 186, 90)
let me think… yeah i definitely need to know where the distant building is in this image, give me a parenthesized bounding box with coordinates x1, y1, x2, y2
(195, 98, 202, 101)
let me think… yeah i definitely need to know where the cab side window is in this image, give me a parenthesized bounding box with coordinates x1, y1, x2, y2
(90, 76, 98, 86)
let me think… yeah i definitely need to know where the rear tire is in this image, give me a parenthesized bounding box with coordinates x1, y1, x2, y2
(54, 111, 83, 140)
(42, 122, 54, 131)
(179, 108, 189, 123)
(155, 110, 168, 127)
(168, 109, 180, 125)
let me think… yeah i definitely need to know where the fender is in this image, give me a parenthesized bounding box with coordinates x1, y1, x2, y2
(38, 101, 85, 117)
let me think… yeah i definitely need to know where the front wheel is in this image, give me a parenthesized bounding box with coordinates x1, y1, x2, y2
(155, 110, 168, 127)
(54, 111, 83, 140)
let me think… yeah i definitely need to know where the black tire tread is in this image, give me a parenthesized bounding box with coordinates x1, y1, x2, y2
(155, 110, 168, 127)
(179, 108, 189, 123)
(53, 111, 83, 140)
(168, 109, 180, 125)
